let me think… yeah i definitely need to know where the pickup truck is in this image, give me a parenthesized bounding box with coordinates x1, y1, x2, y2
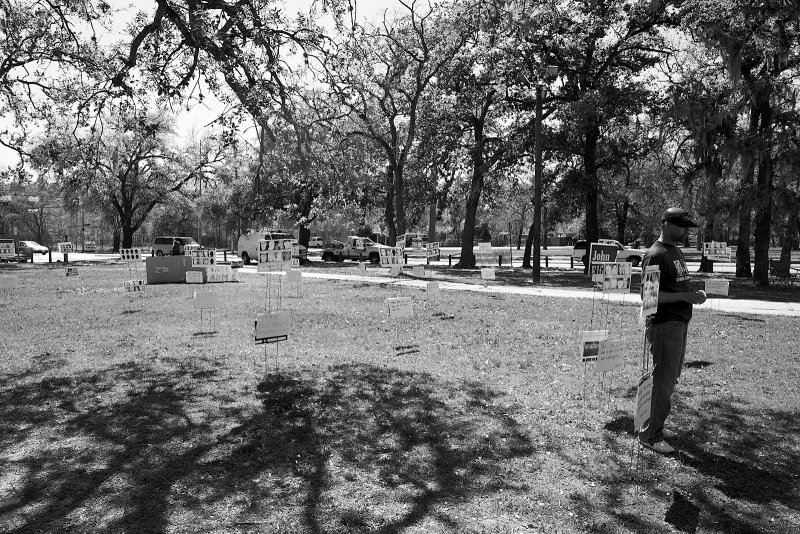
(572, 239, 646, 267)
(321, 236, 391, 264)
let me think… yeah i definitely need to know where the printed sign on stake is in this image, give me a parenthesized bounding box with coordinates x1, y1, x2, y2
(705, 279, 729, 297)
(255, 310, 291, 344)
(286, 270, 303, 284)
(65, 267, 79, 277)
(57, 242, 74, 254)
(602, 262, 632, 293)
(480, 267, 496, 280)
(703, 241, 732, 261)
(124, 279, 146, 292)
(358, 262, 367, 272)
(387, 297, 413, 319)
(412, 265, 425, 277)
(379, 247, 403, 267)
(588, 243, 618, 272)
(0, 242, 14, 258)
(119, 248, 142, 261)
(579, 330, 608, 362)
(389, 264, 403, 276)
(189, 249, 215, 267)
(426, 242, 440, 258)
(634, 371, 654, 433)
(193, 291, 219, 310)
(596, 339, 626, 373)
(640, 266, 661, 321)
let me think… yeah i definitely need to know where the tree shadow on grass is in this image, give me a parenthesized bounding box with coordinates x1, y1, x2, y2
(584, 397, 800, 533)
(0, 360, 534, 533)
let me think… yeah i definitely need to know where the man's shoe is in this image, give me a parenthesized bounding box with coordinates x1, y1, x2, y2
(640, 440, 675, 454)
(662, 429, 677, 439)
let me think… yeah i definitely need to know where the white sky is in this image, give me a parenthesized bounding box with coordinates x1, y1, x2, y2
(0, 0, 405, 171)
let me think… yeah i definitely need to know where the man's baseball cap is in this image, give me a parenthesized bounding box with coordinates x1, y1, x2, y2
(661, 207, 698, 227)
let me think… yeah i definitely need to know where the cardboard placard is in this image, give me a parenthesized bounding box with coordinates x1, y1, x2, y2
(705, 279, 729, 297)
(703, 241, 732, 261)
(596, 339, 626, 373)
(602, 262, 632, 293)
(65, 267, 79, 277)
(193, 291, 219, 309)
(124, 279, 146, 292)
(206, 265, 237, 283)
(186, 270, 204, 284)
(640, 266, 661, 319)
(426, 242, 440, 258)
(635, 371, 654, 433)
(120, 248, 142, 261)
(189, 249, 216, 267)
(255, 310, 291, 344)
(480, 268, 496, 280)
(57, 242, 74, 254)
(579, 330, 608, 362)
(412, 265, 425, 277)
(387, 297, 413, 318)
(379, 247, 403, 266)
(0, 242, 14, 258)
(426, 281, 440, 299)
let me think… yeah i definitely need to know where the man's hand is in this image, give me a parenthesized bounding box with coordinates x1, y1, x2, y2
(687, 289, 707, 305)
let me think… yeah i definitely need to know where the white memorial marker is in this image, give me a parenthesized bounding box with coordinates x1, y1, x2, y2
(595, 339, 626, 373)
(578, 330, 608, 363)
(705, 279, 729, 297)
(635, 371, 654, 434)
(480, 267, 495, 281)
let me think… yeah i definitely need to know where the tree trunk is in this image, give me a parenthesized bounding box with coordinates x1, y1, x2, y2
(780, 208, 798, 263)
(583, 124, 600, 273)
(384, 166, 396, 246)
(699, 159, 721, 273)
(428, 199, 436, 243)
(753, 95, 773, 286)
(615, 198, 629, 243)
(736, 102, 759, 277)
(122, 223, 135, 249)
(458, 129, 486, 269)
(522, 217, 534, 268)
(394, 165, 406, 239)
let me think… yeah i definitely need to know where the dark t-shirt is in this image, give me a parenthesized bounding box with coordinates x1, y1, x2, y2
(642, 240, 692, 323)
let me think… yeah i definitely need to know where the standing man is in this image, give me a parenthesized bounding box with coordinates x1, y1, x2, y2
(639, 207, 707, 453)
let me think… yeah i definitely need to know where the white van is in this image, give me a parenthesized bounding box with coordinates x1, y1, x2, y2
(237, 230, 307, 265)
(151, 236, 198, 256)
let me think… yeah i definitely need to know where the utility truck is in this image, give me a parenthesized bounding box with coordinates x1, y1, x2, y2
(321, 236, 391, 264)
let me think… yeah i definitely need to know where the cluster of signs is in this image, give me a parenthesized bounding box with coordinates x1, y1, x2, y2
(590, 262, 633, 293)
(189, 249, 216, 267)
(379, 247, 404, 275)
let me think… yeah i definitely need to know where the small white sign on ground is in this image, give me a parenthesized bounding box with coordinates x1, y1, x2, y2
(389, 264, 403, 276)
(206, 265, 236, 283)
(412, 265, 425, 277)
(358, 262, 367, 272)
(579, 330, 608, 362)
(635, 371, 654, 433)
(640, 266, 661, 320)
(120, 248, 142, 261)
(387, 297, 413, 319)
(480, 268, 495, 280)
(426, 281, 440, 300)
(193, 291, 220, 310)
(186, 271, 204, 284)
(255, 310, 291, 344)
(705, 279, 729, 296)
(596, 339, 626, 373)
(379, 247, 403, 267)
(124, 279, 146, 292)
(65, 267, 79, 277)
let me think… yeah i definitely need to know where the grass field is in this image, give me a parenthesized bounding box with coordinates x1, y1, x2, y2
(1, 261, 798, 534)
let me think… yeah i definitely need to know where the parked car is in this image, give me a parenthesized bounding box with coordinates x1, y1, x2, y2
(309, 236, 325, 248)
(151, 236, 198, 256)
(18, 240, 49, 255)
